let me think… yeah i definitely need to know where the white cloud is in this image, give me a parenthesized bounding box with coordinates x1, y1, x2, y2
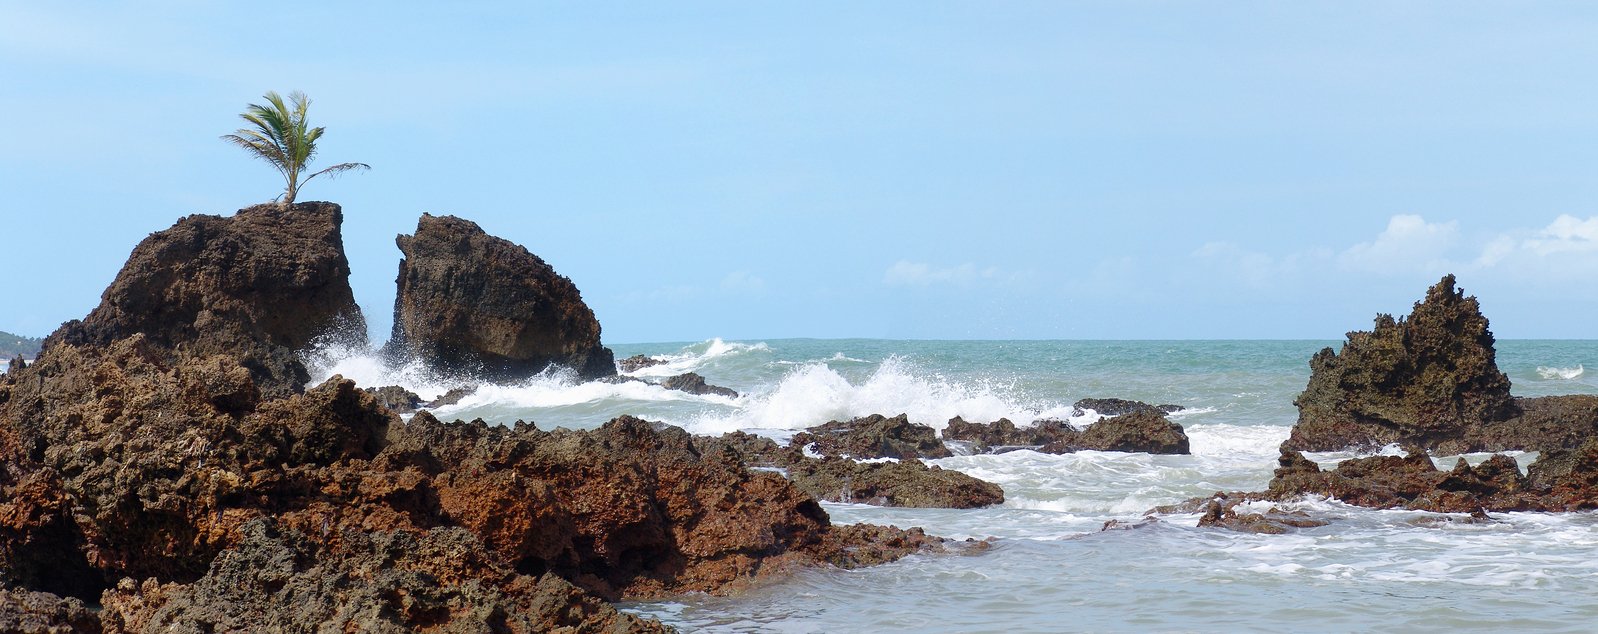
(883, 261, 1001, 287)
(1338, 214, 1460, 274)
(1470, 214, 1598, 277)
(720, 271, 767, 294)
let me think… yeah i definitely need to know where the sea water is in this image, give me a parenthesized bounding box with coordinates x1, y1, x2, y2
(307, 340, 1598, 632)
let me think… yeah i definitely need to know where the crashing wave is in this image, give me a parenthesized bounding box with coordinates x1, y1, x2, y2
(1536, 365, 1584, 380)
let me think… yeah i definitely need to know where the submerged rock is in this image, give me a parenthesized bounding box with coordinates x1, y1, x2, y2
(791, 414, 953, 460)
(1285, 275, 1520, 453)
(658, 372, 738, 398)
(618, 354, 666, 373)
(388, 213, 615, 382)
(1071, 398, 1184, 417)
(1196, 496, 1329, 534)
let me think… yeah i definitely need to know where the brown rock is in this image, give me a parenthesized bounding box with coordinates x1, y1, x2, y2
(658, 372, 738, 398)
(1042, 409, 1191, 454)
(388, 214, 615, 381)
(783, 457, 1004, 509)
(791, 414, 953, 460)
(0, 586, 97, 634)
(53, 202, 365, 397)
(942, 416, 1074, 453)
(1285, 275, 1519, 453)
(1071, 398, 1184, 417)
(618, 354, 666, 373)
(362, 385, 423, 414)
(1197, 496, 1329, 534)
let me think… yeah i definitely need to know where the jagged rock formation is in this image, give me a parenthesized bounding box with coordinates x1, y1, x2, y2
(791, 414, 953, 460)
(942, 411, 1191, 455)
(49, 202, 364, 397)
(1285, 275, 1519, 452)
(658, 372, 738, 398)
(692, 432, 1004, 509)
(388, 214, 615, 381)
(618, 354, 666, 373)
(0, 204, 958, 631)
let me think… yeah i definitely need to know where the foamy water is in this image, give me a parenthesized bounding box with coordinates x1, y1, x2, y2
(305, 339, 1598, 632)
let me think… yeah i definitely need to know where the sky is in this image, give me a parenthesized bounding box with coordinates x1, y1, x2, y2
(3, 2, 1598, 343)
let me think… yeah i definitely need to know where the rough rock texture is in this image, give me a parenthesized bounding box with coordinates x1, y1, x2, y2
(618, 355, 665, 373)
(97, 520, 665, 634)
(1285, 275, 1521, 453)
(0, 206, 964, 632)
(1261, 442, 1598, 513)
(942, 413, 1191, 455)
(783, 457, 1004, 508)
(1466, 395, 1598, 455)
(0, 586, 97, 634)
(363, 385, 423, 414)
(1072, 398, 1184, 417)
(50, 202, 365, 397)
(1196, 496, 1329, 534)
(691, 432, 1004, 509)
(658, 373, 739, 399)
(791, 414, 953, 460)
(389, 214, 615, 381)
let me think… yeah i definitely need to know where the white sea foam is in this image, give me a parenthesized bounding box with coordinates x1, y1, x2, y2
(683, 355, 1080, 436)
(622, 338, 771, 377)
(1536, 364, 1584, 380)
(302, 342, 465, 401)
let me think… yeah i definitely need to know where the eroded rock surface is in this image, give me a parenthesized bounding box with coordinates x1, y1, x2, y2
(1072, 398, 1184, 417)
(658, 372, 738, 399)
(942, 412, 1190, 455)
(388, 214, 615, 381)
(618, 355, 665, 373)
(1285, 275, 1520, 453)
(791, 414, 953, 460)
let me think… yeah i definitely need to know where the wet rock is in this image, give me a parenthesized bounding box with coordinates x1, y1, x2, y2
(1197, 497, 1329, 534)
(0, 586, 97, 634)
(1462, 395, 1598, 455)
(1284, 275, 1520, 453)
(96, 519, 668, 634)
(618, 354, 665, 373)
(791, 414, 953, 460)
(51, 202, 365, 397)
(809, 524, 984, 569)
(658, 372, 738, 399)
(363, 385, 423, 414)
(6, 356, 24, 374)
(423, 386, 475, 409)
(388, 214, 615, 381)
(942, 417, 1074, 453)
(1071, 398, 1184, 417)
(1100, 517, 1161, 531)
(1043, 409, 1191, 454)
(784, 456, 1004, 509)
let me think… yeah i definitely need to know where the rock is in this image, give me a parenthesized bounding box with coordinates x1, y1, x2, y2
(1071, 398, 1184, 417)
(388, 214, 615, 382)
(1463, 395, 1598, 455)
(783, 457, 1004, 509)
(96, 519, 669, 634)
(618, 354, 666, 373)
(658, 372, 738, 398)
(1042, 409, 1191, 454)
(941, 417, 1074, 453)
(50, 202, 365, 397)
(363, 385, 423, 414)
(6, 356, 24, 374)
(809, 524, 985, 569)
(1196, 496, 1329, 534)
(423, 386, 475, 409)
(791, 414, 953, 460)
(0, 586, 97, 634)
(1284, 275, 1520, 453)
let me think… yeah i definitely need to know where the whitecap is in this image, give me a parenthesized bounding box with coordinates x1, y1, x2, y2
(1536, 364, 1584, 380)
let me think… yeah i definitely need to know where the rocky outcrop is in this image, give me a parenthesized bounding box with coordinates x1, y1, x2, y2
(618, 355, 666, 373)
(388, 214, 615, 381)
(1196, 496, 1329, 534)
(0, 205, 962, 631)
(791, 414, 953, 460)
(691, 432, 1003, 509)
(49, 202, 364, 397)
(659, 372, 738, 399)
(941, 412, 1191, 455)
(96, 520, 666, 634)
(363, 385, 423, 414)
(784, 457, 1004, 508)
(1072, 398, 1184, 417)
(0, 586, 97, 634)
(1260, 442, 1598, 513)
(1285, 275, 1520, 453)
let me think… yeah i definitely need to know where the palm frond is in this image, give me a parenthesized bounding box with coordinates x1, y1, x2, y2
(222, 90, 366, 204)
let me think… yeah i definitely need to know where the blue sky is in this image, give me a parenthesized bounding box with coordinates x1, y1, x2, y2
(4, 2, 1598, 342)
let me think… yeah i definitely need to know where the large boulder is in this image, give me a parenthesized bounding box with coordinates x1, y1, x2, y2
(942, 413, 1190, 455)
(388, 214, 615, 381)
(52, 202, 365, 397)
(1284, 275, 1520, 452)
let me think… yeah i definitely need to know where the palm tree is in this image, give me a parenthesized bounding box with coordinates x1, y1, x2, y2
(221, 91, 369, 205)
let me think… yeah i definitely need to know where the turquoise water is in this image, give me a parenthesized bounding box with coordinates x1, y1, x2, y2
(309, 339, 1598, 632)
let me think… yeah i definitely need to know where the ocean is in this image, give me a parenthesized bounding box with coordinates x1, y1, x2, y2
(308, 339, 1598, 632)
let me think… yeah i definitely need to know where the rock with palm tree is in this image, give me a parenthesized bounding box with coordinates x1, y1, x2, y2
(222, 90, 369, 205)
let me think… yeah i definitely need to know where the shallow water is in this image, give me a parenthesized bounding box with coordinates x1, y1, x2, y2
(307, 339, 1598, 632)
